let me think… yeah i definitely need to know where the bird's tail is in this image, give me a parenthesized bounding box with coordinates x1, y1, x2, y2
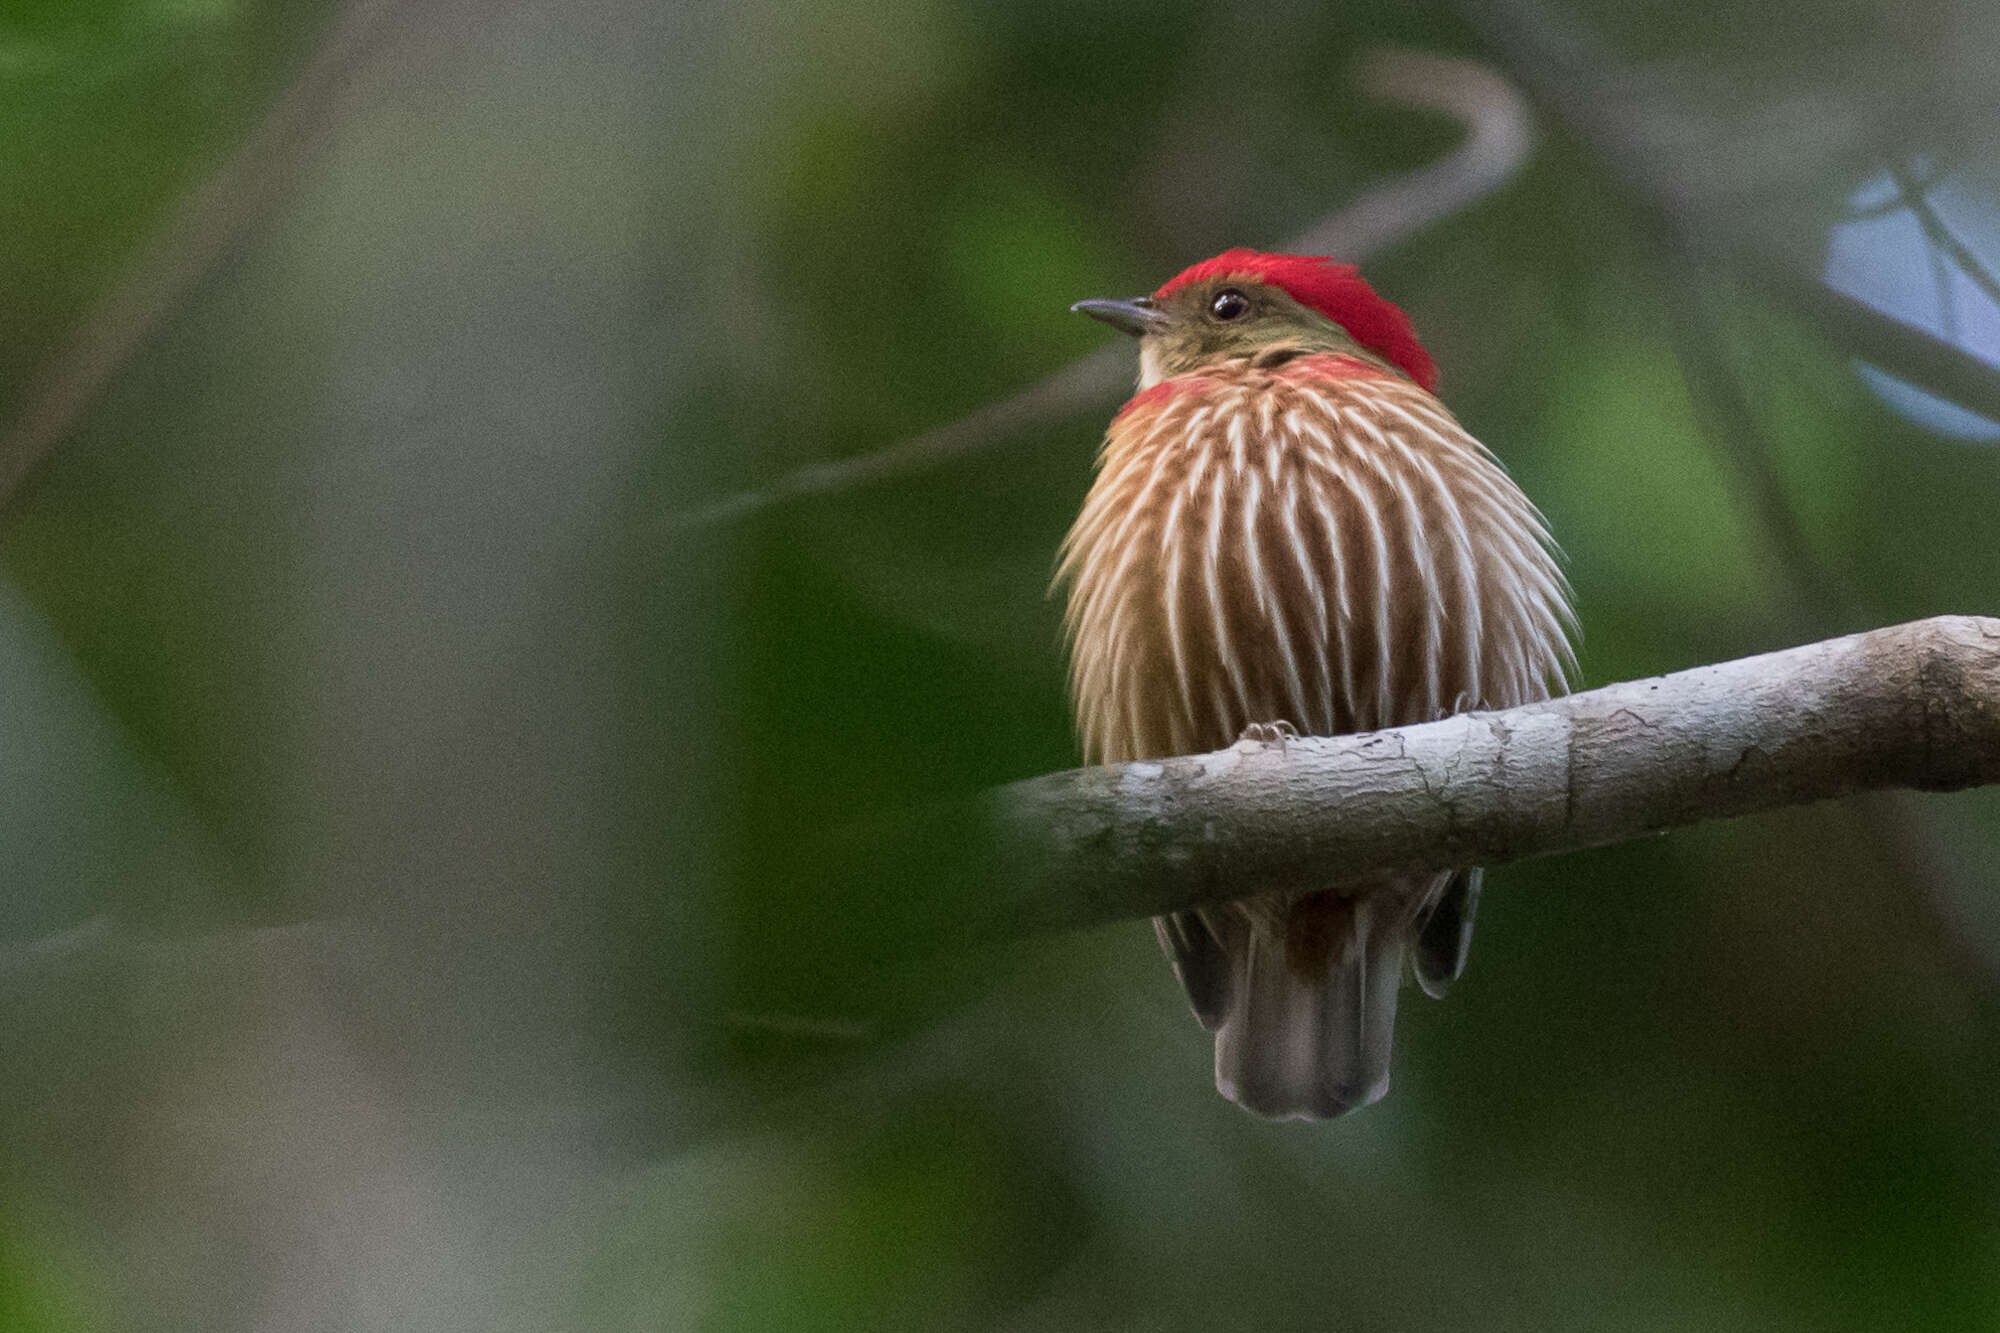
(1210, 894, 1406, 1120)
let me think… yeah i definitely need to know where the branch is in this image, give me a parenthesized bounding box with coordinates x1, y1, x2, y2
(0, 0, 402, 515)
(966, 616, 2000, 936)
(1746, 262, 2000, 427)
(1453, 0, 2000, 428)
(1448, 0, 2000, 1000)
(662, 49, 1536, 536)
(1652, 260, 2000, 996)
(1888, 160, 2000, 314)
(1289, 51, 1535, 257)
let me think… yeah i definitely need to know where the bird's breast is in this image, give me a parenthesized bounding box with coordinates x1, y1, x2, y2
(1057, 358, 1572, 765)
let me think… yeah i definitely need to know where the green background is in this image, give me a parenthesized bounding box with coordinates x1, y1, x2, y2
(3, 0, 1999, 1327)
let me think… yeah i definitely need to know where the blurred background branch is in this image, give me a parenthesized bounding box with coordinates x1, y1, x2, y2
(0, 0, 402, 515)
(1659, 263, 2000, 998)
(1455, 0, 2000, 424)
(664, 49, 1535, 535)
(1453, 0, 2000, 1000)
(1889, 160, 2000, 311)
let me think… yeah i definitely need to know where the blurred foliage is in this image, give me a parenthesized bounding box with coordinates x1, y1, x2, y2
(3, 0, 2000, 1328)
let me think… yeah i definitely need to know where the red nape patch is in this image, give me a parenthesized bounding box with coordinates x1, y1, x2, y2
(1156, 249, 1438, 394)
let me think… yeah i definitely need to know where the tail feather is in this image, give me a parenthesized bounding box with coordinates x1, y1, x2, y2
(1154, 910, 1233, 1031)
(1413, 869, 1481, 1000)
(1212, 896, 1405, 1120)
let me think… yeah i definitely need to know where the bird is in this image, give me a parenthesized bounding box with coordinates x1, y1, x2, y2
(1055, 249, 1574, 1119)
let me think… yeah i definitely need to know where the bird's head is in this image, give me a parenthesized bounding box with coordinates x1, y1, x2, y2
(1072, 249, 1438, 394)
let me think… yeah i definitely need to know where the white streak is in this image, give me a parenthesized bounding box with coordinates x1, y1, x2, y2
(1346, 409, 1445, 717)
(1408, 447, 1484, 696)
(1159, 464, 1200, 737)
(1242, 466, 1310, 729)
(1353, 470, 1399, 729)
(1204, 460, 1253, 723)
(1279, 474, 1336, 728)
(1298, 465, 1360, 727)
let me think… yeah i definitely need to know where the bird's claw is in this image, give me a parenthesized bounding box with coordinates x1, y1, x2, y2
(1237, 720, 1300, 753)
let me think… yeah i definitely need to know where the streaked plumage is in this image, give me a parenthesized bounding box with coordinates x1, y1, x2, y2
(1058, 252, 1574, 1119)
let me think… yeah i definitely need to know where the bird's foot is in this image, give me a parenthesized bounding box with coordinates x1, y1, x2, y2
(1437, 690, 1476, 721)
(1237, 720, 1300, 753)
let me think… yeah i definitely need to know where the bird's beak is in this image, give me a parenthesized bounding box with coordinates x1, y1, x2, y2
(1071, 296, 1169, 337)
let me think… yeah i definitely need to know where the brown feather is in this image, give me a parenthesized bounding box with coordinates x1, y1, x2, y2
(1055, 351, 1574, 1117)
(1057, 354, 1569, 761)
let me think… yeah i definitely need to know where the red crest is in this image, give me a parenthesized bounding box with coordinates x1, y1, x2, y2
(1156, 249, 1438, 394)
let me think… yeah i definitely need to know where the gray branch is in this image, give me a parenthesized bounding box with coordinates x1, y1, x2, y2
(974, 616, 2000, 936)
(1452, 0, 2000, 427)
(660, 49, 1536, 536)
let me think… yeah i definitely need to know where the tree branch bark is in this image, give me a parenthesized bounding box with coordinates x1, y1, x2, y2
(973, 616, 2000, 936)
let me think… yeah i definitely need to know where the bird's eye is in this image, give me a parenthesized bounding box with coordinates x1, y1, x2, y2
(1210, 289, 1250, 321)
